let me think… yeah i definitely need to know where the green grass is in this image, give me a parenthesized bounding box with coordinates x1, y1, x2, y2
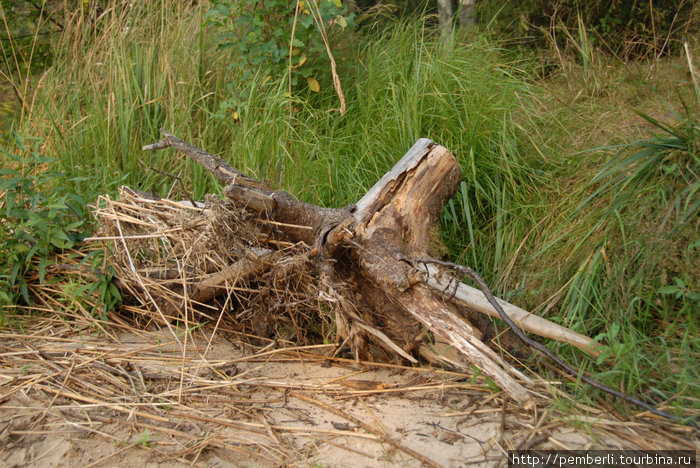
(1, 1, 698, 422)
(503, 52, 699, 418)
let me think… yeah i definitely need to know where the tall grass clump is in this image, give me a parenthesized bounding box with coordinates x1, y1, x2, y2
(186, 20, 546, 291)
(572, 102, 697, 401)
(20, 1, 235, 198)
(272, 23, 547, 286)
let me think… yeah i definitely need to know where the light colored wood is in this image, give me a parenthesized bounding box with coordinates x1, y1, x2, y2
(422, 263, 602, 357)
(398, 286, 533, 406)
(355, 141, 534, 404)
(437, 0, 453, 31)
(354, 138, 435, 226)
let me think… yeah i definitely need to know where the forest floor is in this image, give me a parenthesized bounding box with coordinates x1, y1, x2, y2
(1, 315, 697, 467)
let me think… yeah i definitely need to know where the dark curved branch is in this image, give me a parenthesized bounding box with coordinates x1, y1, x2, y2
(143, 128, 267, 189)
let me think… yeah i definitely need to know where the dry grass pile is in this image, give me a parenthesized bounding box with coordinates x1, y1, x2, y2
(1, 313, 697, 467)
(91, 186, 333, 345)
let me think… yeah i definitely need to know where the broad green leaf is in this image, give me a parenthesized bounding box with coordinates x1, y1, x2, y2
(64, 220, 84, 231)
(658, 285, 679, 295)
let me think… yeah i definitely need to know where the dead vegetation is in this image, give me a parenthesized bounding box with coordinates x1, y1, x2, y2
(1, 314, 697, 467)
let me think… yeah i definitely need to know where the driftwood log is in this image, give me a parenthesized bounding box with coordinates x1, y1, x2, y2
(139, 130, 601, 406)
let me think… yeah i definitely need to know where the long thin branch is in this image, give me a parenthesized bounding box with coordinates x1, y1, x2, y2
(422, 263, 600, 356)
(416, 257, 697, 428)
(143, 129, 268, 190)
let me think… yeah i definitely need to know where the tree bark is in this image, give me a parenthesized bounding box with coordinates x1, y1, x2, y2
(458, 0, 476, 27)
(437, 0, 453, 32)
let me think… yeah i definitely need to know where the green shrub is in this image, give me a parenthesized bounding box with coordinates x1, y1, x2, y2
(206, 0, 354, 116)
(0, 136, 114, 320)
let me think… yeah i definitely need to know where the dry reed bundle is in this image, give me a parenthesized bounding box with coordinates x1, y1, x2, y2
(90, 186, 333, 345)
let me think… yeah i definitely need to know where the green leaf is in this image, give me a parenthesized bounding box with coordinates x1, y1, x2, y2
(19, 282, 29, 304)
(658, 285, 679, 295)
(608, 322, 620, 339)
(50, 231, 73, 249)
(64, 220, 84, 231)
(596, 349, 612, 365)
(11, 262, 22, 286)
(38, 257, 51, 283)
(0, 290, 11, 306)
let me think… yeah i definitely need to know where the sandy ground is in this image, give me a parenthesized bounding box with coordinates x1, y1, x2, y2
(1, 321, 697, 467)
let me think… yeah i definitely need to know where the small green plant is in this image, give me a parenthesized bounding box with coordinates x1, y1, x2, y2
(592, 322, 633, 366)
(0, 135, 87, 307)
(659, 278, 700, 303)
(133, 428, 157, 448)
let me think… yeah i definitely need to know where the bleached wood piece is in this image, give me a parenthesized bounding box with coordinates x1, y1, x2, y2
(423, 264, 601, 356)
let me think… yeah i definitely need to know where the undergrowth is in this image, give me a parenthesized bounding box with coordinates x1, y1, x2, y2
(0, 0, 698, 422)
(0, 134, 119, 324)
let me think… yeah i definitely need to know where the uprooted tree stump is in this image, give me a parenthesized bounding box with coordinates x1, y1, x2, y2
(95, 130, 601, 406)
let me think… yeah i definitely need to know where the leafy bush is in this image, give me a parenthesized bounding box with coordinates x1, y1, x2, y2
(0, 135, 88, 308)
(206, 0, 353, 115)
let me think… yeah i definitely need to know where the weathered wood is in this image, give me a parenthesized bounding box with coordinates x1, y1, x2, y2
(350, 140, 533, 404)
(398, 286, 533, 405)
(355, 142, 462, 256)
(143, 129, 267, 189)
(190, 250, 282, 303)
(142, 130, 598, 406)
(144, 129, 352, 246)
(422, 263, 602, 356)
